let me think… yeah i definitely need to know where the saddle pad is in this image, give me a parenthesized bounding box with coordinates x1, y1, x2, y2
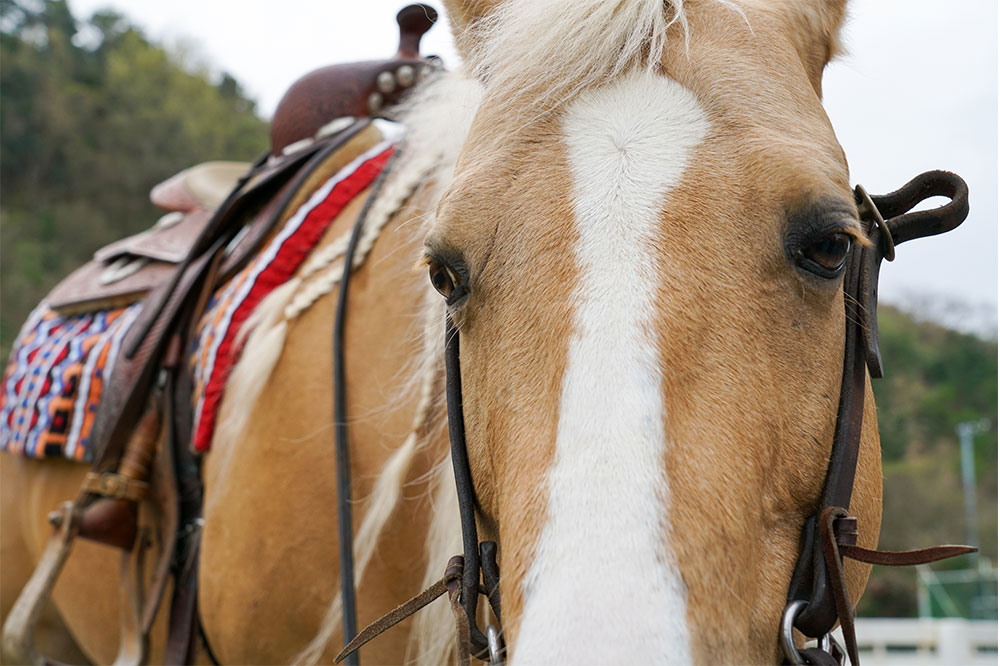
(1, 302, 142, 461)
(2, 122, 400, 463)
(188, 133, 398, 453)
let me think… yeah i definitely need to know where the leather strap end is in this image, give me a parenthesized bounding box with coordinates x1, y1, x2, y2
(840, 543, 977, 566)
(333, 577, 450, 664)
(868, 170, 969, 246)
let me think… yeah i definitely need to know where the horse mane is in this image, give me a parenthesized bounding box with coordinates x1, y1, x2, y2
(468, 0, 704, 119)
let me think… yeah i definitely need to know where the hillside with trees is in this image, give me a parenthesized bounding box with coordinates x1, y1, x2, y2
(860, 305, 997, 617)
(0, 0, 268, 349)
(1, 0, 995, 621)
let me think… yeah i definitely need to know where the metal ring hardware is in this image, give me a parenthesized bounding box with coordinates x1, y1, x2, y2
(781, 600, 848, 666)
(780, 600, 807, 665)
(486, 624, 505, 666)
(819, 632, 847, 666)
(855, 184, 895, 262)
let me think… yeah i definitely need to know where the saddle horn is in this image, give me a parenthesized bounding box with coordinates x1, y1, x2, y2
(269, 3, 440, 156)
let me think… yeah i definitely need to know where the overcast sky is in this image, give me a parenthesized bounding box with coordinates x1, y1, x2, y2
(65, 0, 998, 332)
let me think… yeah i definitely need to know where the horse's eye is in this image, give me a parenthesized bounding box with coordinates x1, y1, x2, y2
(428, 260, 459, 300)
(799, 232, 852, 278)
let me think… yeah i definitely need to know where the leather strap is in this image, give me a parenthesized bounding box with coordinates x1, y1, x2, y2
(787, 245, 869, 639)
(82, 473, 149, 502)
(785, 171, 972, 665)
(867, 170, 969, 245)
(89, 243, 225, 476)
(123, 129, 368, 359)
(90, 121, 373, 481)
(217, 120, 374, 282)
(335, 561, 460, 664)
(445, 319, 490, 657)
(445, 321, 507, 661)
(163, 526, 203, 665)
(839, 544, 975, 566)
(819, 507, 859, 666)
(142, 375, 181, 634)
(331, 144, 402, 664)
(336, 555, 491, 666)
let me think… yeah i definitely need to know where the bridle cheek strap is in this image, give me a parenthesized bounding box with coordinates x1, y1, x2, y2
(783, 171, 973, 666)
(445, 319, 496, 658)
(334, 324, 504, 665)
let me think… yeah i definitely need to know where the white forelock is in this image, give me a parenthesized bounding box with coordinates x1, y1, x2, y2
(469, 0, 689, 120)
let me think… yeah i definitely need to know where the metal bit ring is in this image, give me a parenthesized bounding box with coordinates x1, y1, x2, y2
(486, 624, 504, 665)
(780, 600, 807, 665)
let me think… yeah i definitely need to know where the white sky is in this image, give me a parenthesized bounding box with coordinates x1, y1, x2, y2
(65, 0, 999, 330)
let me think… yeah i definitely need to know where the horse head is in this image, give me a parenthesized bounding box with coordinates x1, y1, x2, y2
(424, 0, 881, 662)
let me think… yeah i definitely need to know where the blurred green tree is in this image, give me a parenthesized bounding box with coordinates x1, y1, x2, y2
(858, 305, 998, 617)
(0, 0, 268, 350)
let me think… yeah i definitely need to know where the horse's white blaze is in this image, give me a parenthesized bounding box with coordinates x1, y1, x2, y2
(514, 71, 708, 664)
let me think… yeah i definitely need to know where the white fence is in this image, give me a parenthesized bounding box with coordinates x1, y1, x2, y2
(832, 618, 998, 665)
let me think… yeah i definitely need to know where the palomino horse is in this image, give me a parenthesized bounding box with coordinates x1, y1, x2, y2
(0, 0, 972, 664)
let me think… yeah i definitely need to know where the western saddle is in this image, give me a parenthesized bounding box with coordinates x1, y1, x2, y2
(1, 5, 440, 664)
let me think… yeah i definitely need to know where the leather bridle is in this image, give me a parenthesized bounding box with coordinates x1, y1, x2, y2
(780, 172, 974, 666)
(332, 170, 973, 666)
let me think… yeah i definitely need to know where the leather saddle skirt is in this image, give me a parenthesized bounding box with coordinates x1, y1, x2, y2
(45, 162, 251, 316)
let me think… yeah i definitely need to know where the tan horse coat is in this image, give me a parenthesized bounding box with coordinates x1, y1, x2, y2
(1, 1, 885, 663)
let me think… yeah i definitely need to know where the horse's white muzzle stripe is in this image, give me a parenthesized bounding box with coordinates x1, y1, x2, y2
(513, 70, 708, 665)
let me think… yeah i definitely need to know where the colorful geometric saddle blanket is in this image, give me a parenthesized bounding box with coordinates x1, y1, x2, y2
(1, 304, 143, 460)
(1, 121, 399, 462)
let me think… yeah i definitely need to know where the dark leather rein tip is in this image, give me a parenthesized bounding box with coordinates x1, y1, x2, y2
(862, 170, 970, 245)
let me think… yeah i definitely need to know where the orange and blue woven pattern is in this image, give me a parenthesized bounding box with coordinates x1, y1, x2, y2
(1, 302, 142, 461)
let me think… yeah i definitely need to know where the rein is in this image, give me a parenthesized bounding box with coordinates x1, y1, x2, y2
(331, 145, 406, 666)
(331, 170, 972, 666)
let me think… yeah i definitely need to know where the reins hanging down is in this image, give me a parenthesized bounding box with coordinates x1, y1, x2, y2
(332, 319, 504, 666)
(331, 170, 505, 664)
(333, 171, 972, 666)
(332, 145, 406, 666)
